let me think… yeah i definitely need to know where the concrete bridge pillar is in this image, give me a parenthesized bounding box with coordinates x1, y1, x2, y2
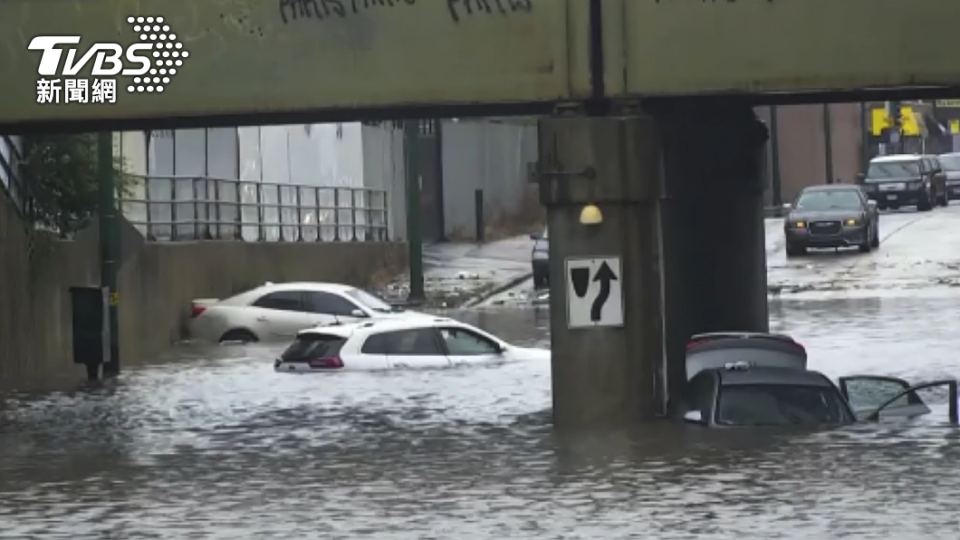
(540, 103, 770, 431)
(654, 101, 770, 400)
(538, 115, 666, 430)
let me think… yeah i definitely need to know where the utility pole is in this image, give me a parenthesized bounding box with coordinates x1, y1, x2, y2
(769, 105, 782, 206)
(97, 131, 120, 377)
(403, 120, 425, 304)
(822, 104, 834, 183)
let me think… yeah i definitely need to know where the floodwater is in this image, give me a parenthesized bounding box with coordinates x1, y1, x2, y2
(3, 295, 960, 539)
(7, 206, 960, 539)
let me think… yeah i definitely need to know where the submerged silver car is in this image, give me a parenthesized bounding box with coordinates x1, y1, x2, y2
(671, 332, 958, 428)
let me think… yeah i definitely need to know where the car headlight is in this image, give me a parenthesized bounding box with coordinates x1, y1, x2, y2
(789, 221, 806, 229)
(845, 218, 860, 226)
(911, 181, 923, 189)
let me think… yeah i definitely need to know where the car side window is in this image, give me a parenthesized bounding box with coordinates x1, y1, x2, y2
(439, 327, 500, 355)
(360, 333, 390, 355)
(251, 291, 304, 312)
(378, 329, 444, 356)
(306, 291, 360, 317)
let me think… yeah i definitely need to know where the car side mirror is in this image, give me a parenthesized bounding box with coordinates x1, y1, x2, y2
(350, 309, 368, 318)
(495, 343, 506, 354)
(683, 410, 705, 424)
(867, 200, 877, 208)
(782, 203, 792, 211)
(529, 232, 541, 241)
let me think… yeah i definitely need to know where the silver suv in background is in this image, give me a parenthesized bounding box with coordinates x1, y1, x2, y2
(529, 229, 549, 288)
(939, 152, 960, 201)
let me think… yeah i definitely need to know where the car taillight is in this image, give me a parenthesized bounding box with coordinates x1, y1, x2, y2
(686, 339, 712, 350)
(190, 304, 207, 318)
(308, 357, 344, 369)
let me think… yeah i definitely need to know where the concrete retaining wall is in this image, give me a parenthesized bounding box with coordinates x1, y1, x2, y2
(0, 189, 407, 387)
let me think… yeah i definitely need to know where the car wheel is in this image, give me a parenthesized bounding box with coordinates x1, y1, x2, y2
(786, 243, 805, 257)
(532, 267, 548, 289)
(918, 194, 932, 211)
(941, 191, 951, 207)
(870, 224, 880, 248)
(858, 236, 872, 253)
(219, 329, 258, 344)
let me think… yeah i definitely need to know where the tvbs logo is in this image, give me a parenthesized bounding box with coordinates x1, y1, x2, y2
(28, 16, 190, 103)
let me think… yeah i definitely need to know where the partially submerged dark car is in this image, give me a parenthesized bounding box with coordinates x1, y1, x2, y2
(671, 332, 958, 428)
(783, 185, 880, 257)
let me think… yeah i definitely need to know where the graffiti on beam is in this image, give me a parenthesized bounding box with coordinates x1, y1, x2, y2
(447, 0, 534, 23)
(278, 0, 534, 25)
(279, 0, 416, 25)
(654, 0, 773, 3)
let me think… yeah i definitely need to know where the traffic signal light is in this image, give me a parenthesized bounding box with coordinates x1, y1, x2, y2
(889, 101, 902, 127)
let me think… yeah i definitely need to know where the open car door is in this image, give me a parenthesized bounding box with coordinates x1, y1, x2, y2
(865, 380, 960, 424)
(839, 375, 931, 420)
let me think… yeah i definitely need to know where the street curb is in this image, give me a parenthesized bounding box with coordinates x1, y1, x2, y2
(462, 272, 533, 308)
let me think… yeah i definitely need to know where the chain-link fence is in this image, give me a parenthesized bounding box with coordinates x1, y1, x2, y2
(0, 136, 30, 217)
(119, 175, 389, 242)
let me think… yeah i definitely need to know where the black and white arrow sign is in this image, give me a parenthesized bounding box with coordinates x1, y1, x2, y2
(564, 256, 624, 329)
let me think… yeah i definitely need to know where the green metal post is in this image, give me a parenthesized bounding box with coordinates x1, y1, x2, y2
(769, 105, 782, 206)
(403, 120, 425, 304)
(823, 104, 834, 183)
(98, 131, 120, 376)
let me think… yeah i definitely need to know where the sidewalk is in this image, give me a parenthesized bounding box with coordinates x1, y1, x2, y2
(378, 236, 533, 308)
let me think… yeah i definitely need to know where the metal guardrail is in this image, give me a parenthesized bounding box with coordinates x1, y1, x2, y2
(0, 135, 31, 217)
(119, 175, 389, 242)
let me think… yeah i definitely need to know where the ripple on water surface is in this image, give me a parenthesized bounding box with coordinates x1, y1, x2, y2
(2, 301, 960, 539)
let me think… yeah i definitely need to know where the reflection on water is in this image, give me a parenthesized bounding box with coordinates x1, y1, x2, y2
(3, 298, 960, 538)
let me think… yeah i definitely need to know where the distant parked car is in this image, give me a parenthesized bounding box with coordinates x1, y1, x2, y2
(783, 184, 879, 256)
(857, 154, 948, 210)
(189, 282, 430, 343)
(938, 152, 960, 200)
(274, 316, 550, 372)
(529, 228, 548, 288)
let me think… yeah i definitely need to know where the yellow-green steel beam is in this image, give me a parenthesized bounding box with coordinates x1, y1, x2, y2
(0, 0, 571, 125)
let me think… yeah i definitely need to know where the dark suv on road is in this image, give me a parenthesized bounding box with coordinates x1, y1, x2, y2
(858, 154, 948, 211)
(938, 152, 960, 200)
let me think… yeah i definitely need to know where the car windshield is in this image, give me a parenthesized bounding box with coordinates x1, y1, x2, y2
(716, 384, 852, 426)
(866, 161, 920, 179)
(794, 190, 861, 211)
(345, 288, 393, 313)
(939, 155, 960, 171)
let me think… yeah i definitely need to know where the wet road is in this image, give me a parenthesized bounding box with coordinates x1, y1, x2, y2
(5, 208, 960, 538)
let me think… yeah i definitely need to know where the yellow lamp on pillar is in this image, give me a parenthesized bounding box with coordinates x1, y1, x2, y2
(579, 203, 603, 226)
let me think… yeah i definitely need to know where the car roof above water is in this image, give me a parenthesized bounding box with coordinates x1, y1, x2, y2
(717, 366, 833, 387)
(800, 184, 863, 193)
(870, 154, 922, 164)
(297, 317, 462, 339)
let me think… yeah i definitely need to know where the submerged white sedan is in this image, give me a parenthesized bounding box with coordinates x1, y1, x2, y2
(274, 317, 549, 372)
(189, 281, 431, 343)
